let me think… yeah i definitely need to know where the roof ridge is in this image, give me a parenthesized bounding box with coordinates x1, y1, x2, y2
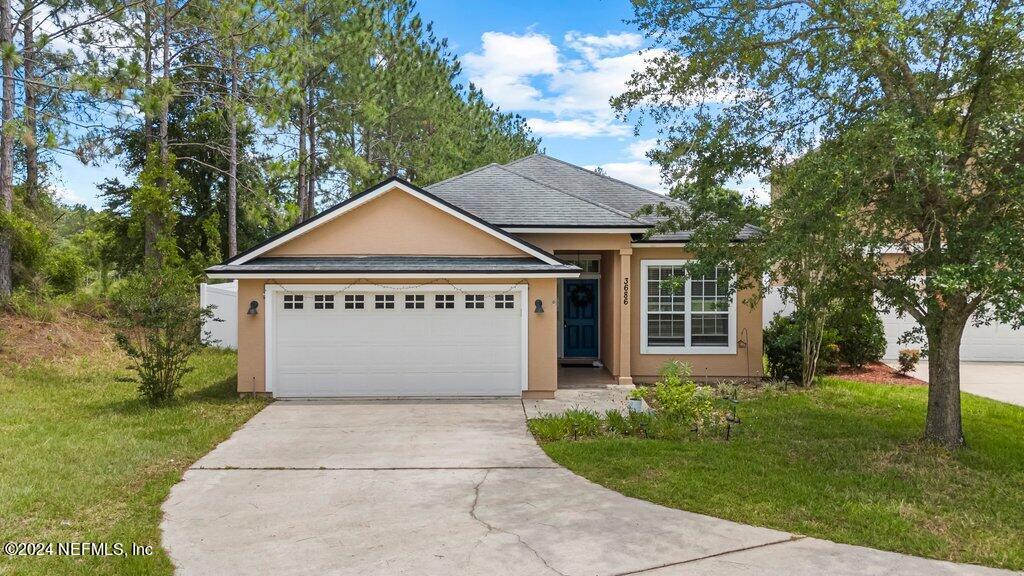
(508, 152, 682, 206)
(424, 162, 501, 189)
(489, 163, 644, 223)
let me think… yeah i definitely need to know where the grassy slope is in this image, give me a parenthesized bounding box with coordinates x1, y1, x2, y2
(0, 343, 267, 575)
(541, 378, 1024, 570)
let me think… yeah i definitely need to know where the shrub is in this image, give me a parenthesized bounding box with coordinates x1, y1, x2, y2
(830, 297, 887, 368)
(111, 265, 211, 405)
(563, 408, 602, 439)
(625, 409, 654, 438)
(527, 415, 572, 442)
(45, 248, 88, 294)
(649, 361, 723, 435)
(897, 348, 921, 375)
(764, 313, 840, 383)
(603, 409, 628, 435)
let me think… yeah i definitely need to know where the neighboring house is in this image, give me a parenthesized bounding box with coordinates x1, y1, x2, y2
(206, 154, 763, 399)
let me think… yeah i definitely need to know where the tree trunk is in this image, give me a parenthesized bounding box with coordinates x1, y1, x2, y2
(924, 317, 967, 448)
(296, 95, 308, 223)
(305, 86, 316, 220)
(800, 312, 825, 387)
(151, 0, 172, 266)
(226, 46, 238, 258)
(0, 0, 15, 297)
(23, 7, 38, 207)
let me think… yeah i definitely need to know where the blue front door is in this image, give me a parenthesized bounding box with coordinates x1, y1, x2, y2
(563, 279, 599, 358)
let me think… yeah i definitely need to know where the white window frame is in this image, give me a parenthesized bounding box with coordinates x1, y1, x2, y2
(639, 259, 737, 355)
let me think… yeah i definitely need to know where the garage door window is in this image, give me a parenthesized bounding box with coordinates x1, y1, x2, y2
(283, 294, 303, 310)
(495, 294, 515, 309)
(344, 295, 365, 310)
(375, 294, 395, 309)
(314, 295, 334, 310)
(465, 294, 484, 309)
(405, 294, 424, 309)
(435, 294, 455, 309)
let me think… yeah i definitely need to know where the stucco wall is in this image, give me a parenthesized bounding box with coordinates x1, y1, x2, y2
(236, 277, 558, 397)
(630, 247, 764, 381)
(268, 189, 524, 257)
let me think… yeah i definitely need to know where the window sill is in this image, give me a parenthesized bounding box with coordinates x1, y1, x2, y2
(640, 345, 737, 355)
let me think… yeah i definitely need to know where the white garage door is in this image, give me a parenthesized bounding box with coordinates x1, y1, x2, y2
(270, 287, 525, 398)
(882, 311, 1024, 362)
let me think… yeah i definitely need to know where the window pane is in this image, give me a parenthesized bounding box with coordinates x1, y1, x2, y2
(647, 314, 685, 346)
(691, 313, 729, 346)
(646, 265, 685, 314)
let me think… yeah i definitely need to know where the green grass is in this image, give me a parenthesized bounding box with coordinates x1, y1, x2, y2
(0, 348, 268, 575)
(539, 378, 1024, 570)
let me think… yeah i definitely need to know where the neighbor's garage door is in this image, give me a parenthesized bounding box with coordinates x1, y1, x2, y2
(271, 289, 523, 397)
(882, 311, 1024, 362)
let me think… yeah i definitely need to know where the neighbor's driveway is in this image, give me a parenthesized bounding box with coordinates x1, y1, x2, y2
(162, 400, 1012, 576)
(888, 361, 1024, 407)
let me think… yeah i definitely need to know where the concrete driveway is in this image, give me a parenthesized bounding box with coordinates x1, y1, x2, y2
(162, 400, 1013, 575)
(887, 361, 1024, 407)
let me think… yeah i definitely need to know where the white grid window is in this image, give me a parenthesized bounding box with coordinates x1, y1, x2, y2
(283, 294, 303, 310)
(405, 294, 425, 309)
(314, 294, 334, 310)
(435, 294, 455, 309)
(375, 294, 395, 309)
(495, 294, 515, 309)
(640, 261, 736, 354)
(344, 294, 365, 310)
(465, 294, 485, 309)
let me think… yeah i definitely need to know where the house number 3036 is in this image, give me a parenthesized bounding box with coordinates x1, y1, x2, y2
(622, 278, 630, 305)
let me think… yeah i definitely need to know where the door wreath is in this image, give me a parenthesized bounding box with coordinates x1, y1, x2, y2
(568, 284, 595, 308)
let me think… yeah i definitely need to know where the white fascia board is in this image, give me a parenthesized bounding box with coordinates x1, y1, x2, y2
(230, 180, 563, 266)
(207, 272, 581, 280)
(505, 227, 647, 234)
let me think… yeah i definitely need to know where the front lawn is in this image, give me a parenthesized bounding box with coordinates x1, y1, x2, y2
(0, 343, 267, 575)
(539, 378, 1024, 570)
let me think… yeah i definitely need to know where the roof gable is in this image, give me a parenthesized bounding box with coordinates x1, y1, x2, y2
(224, 177, 564, 266)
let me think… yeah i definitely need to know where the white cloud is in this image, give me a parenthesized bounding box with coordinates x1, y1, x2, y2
(627, 138, 659, 160)
(728, 172, 771, 204)
(51, 184, 86, 205)
(462, 31, 559, 111)
(526, 117, 630, 138)
(463, 30, 661, 137)
(586, 161, 666, 193)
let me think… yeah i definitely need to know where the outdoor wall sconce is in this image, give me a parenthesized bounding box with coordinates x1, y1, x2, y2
(534, 299, 544, 314)
(247, 300, 259, 315)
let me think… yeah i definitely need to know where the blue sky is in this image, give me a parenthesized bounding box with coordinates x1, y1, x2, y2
(56, 0, 765, 209)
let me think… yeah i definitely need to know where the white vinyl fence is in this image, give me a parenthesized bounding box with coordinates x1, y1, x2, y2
(200, 281, 238, 349)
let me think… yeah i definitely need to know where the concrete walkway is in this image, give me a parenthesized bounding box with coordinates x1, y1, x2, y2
(162, 400, 1014, 575)
(885, 361, 1024, 407)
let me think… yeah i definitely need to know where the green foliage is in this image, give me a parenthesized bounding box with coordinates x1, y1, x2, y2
(563, 408, 603, 440)
(830, 297, 887, 369)
(649, 361, 725, 435)
(527, 415, 572, 442)
(44, 248, 87, 294)
(111, 266, 210, 405)
(603, 409, 629, 435)
(898, 349, 922, 375)
(765, 314, 839, 383)
(4, 288, 56, 322)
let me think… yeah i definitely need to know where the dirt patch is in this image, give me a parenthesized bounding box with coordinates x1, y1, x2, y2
(0, 312, 121, 367)
(835, 361, 925, 386)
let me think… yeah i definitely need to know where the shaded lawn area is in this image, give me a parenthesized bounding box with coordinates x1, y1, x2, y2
(0, 348, 268, 575)
(540, 378, 1024, 570)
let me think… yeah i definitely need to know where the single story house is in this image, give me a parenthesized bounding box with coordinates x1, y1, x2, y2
(205, 154, 763, 399)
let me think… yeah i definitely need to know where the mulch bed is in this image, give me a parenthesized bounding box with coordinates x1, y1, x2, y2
(834, 361, 925, 386)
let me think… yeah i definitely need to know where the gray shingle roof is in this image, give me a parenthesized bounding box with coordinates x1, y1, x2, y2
(640, 224, 763, 243)
(426, 163, 647, 228)
(502, 154, 683, 223)
(207, 256, 580, 275)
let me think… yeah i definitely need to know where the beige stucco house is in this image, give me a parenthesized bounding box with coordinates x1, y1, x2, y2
(206, 155, 763, 399)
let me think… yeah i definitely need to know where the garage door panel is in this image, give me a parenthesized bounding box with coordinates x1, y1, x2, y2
(273, 289, 523, 397)
(881, 311, 1024, 362)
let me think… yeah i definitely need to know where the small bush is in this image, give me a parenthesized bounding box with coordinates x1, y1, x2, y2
(45, 248, 88, 294)
(603, 409, 628, 435)
(564, 408, 602, 439)
(111, 265, 211, 405)
(897, 348, 921, 375)
(528, 415, 572, 442)
(4, 288, 55, 321)
(764, 313, 840, 383)
(625, 409, 654, 438)
(831, 297, 887, 368)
